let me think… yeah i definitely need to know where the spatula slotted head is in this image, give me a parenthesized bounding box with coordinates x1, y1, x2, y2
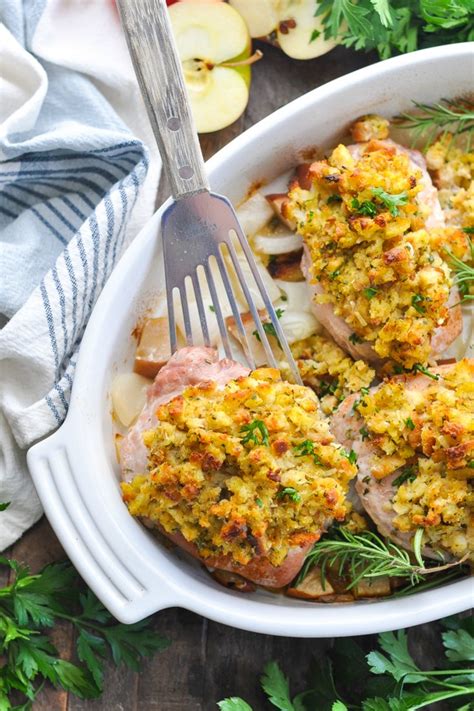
(161, 191, 302, 382)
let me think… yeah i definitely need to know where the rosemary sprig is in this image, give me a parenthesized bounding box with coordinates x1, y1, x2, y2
(444, 238, 474, 301)
(297, 528, 468, 591)
(396, 98, 474, 150)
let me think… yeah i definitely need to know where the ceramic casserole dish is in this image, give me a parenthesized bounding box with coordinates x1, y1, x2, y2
(27, 44, 474, 637)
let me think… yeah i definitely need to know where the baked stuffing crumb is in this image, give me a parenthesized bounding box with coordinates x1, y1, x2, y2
(289, 333, 375, 414)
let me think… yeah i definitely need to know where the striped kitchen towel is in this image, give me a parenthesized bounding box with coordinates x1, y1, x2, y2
(0, 1, 161, 549)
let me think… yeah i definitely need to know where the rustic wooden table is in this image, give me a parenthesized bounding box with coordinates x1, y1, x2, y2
(4, 43, 450, 711)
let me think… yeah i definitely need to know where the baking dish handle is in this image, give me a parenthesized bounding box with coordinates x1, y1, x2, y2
(27, 424, 181, 623)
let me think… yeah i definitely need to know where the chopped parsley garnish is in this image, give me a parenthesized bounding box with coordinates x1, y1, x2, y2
(412, 363, 440, 381)
(393, 363, 406, 374)
(392, 466, 417, 487)
(404, 417, 415, 430)
(363, 287, 378, 299)
(351, 197, 378, 217)
(208, 305, 215, 312)
(462, 226, 474, 234)
(343, 449, 358, 465)
(349, 332, 363, 344)
(359, 426, 370, 440)
(256, 497, 264, 508)
(277, 487, 301, 503)
(240, 419, 270, 446)
(318, 380, 339, 398)
(327, 194, 342, 204)
(360, 387, 370, 396)
(294, 440, 323, 466)
(371, 187, 408, 216)
(329, 268, 341, 280)
(309, 28, 321, 43)
(467, 461, 474, 469)
(252, 308, 284, 347)
(411, 293, 427, 314)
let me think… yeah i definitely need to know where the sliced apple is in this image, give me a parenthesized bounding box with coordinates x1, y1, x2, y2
(229, 0, 336, 61)
(169, 2, 253, 133)
(227, 0, 278, 38)
(276, 1, 336, 60)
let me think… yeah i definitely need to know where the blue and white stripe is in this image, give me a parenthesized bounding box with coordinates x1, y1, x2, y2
(0, 2, 151, 447)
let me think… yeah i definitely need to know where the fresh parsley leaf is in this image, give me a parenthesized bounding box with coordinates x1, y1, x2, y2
(253, 309, 284, 347)
(371, 188, 408, 216)
(442, 628, 474, 662)
(332, 702, 349, 711)
(360, 426, 370, 440)
(411, 294, 426, 314)
(0, 502, 10, 511)
(277, 488, 301, 504)
(351, 198, 378, 217)
(404, 417, 415, 431)
(0, 558, 169, 707)
(363, 287, 378, 299)
(217, 699, 254, 711)
(256, 497, 263, 508)
(240, 420, 270, 447)
(209, 305, 216, 312)
(463, 226, 474, 234)
(327, 194, 342, 204)
(349, 332, 363, 344)
(343, 449, 358, 464)
(77, 629, 107, 688)
(368, 630, 428, 684)
(309, 28, 321, 43)
(260, 661, 297, 711)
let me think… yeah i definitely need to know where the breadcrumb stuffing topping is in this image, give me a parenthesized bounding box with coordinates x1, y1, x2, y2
(121, 368, 357, 567)
(287, 140, 454, 367)
(289, 333, 375, 415)
(356, 359, 474, 559)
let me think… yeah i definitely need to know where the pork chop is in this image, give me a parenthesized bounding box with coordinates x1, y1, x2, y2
(299, 140, 462, 365)
(120, 346, 322, 587)
(330, 364, 461, 558)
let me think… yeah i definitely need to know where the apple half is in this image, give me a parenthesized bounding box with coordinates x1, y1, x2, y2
(169, 2, 253, 133)
(229, 0, 336, 60)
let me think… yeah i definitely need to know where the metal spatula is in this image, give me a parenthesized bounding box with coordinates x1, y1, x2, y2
(117, 0, 301, 382)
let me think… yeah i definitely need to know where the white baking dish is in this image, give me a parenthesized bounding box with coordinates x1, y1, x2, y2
(28, 44, 474, 636)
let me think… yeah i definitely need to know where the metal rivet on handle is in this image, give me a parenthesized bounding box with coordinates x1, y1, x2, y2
(167, 117, 180, 131)
(179, 165, 194, 179)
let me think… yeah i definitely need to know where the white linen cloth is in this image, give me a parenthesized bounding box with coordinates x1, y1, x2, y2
(0, 0, 161, 549)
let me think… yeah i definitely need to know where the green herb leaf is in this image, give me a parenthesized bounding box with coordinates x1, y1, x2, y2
(411, 294, 427, 314)
(392, 466, 417, 487)
(349, 332, 363, 344)
(371, 188, 408, 216)
(253, 309, 284, 347)
(327, 194, 342, 204)
(0, 502, 10, 511)
(404, 417, 415, 430)
(277, 488, 301, 504)
(240, 420, 270, 447)
(360, 426, 370, 440)
(367, 630, 427, 683)
(260, 661, 297, 711)
(309, 28, 321, 43)
(442, 628, 474, 662)
(351, 198, 378, 217)
(217, 699, 254, 711)
(412, 363, 440, 380)
(363, 287, 378, 299)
